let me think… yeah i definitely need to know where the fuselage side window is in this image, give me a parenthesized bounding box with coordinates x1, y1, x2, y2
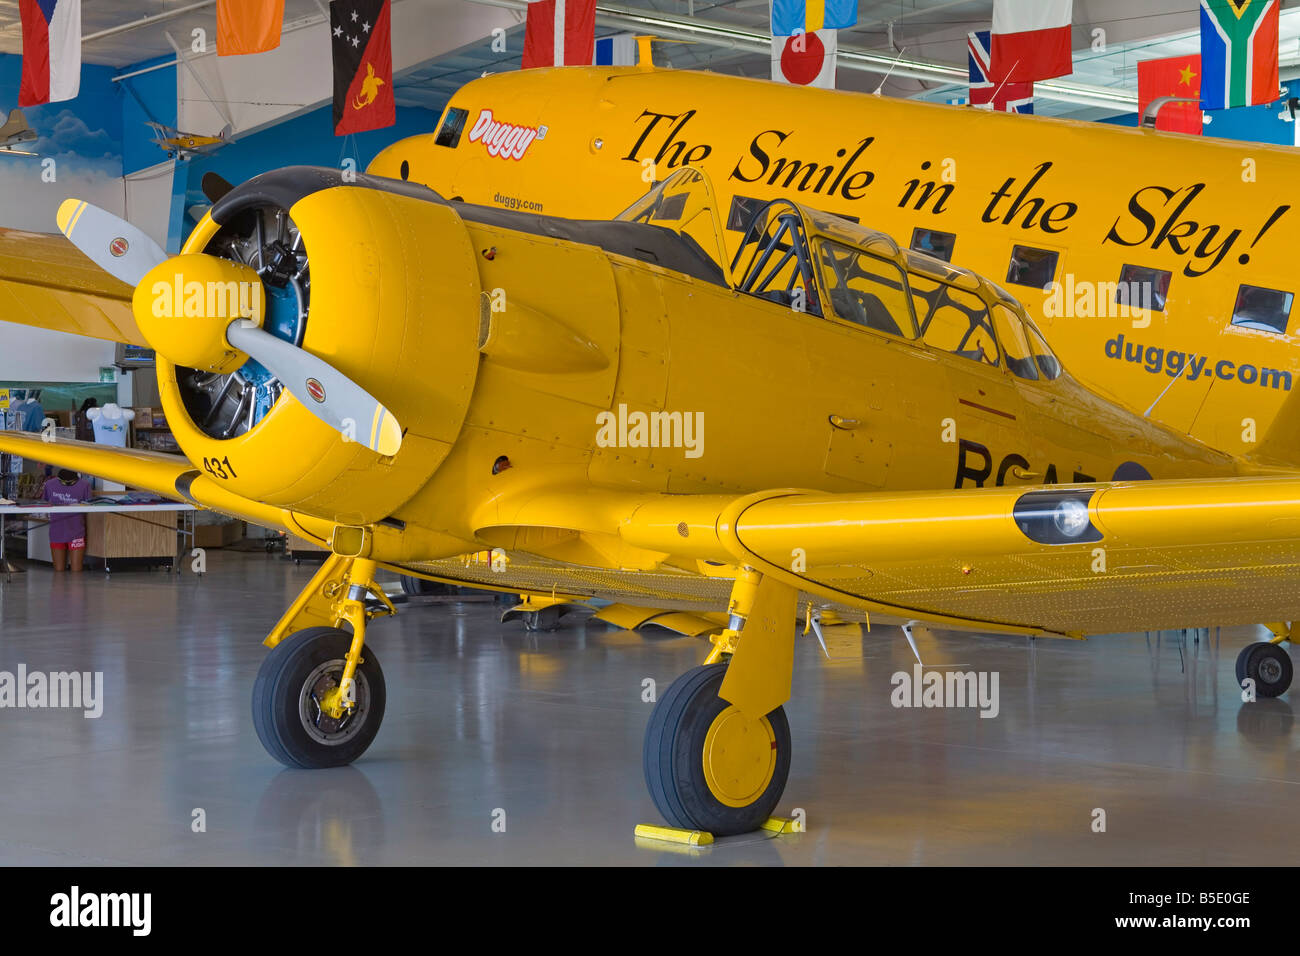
(1230, 284, 1294, 334)
(726, 195, 764, 231)
(915, 278, 999, 366)
(991, 304, 1039, 380)
(815, 241, 918, 339)
(1006, 245, 1059, 290)
(911, 228, 956, 263)
(1117, 264, 1170, 313)
(435, 107, 469, 148)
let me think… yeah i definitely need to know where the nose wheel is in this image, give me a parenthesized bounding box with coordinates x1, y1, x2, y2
(643, 663, 791, 836)
(1236, 641, 1293, 698)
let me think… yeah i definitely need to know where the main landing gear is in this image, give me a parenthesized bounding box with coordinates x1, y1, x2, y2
(1237, 625, 1295, 699)
(644, 663, 791, 835)
(254, 554, 801, 838)
(643, 567, 799, 836)
(253, 555, 395, 768)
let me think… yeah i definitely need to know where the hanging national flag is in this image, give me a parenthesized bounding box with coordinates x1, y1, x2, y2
(331, 0, 395, 136)
(1199, 0, 1279, 110)
(594, 33, 638, 66)
(990, 0, 1073, 84)
(18, 0, 81, 107)
(771, 29, 836, 89)
(1138, 55, 1203, 134)
(522, 0, 595, 68)
(968, 31, 1033, 113)
(771, 0, 856, 37)
(216, 0, 284, 56)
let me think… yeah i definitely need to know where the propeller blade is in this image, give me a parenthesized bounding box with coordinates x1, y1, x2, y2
(56, 199, 167, 287)
(225, 322, 403, 457)
(201, 172, 234, 203)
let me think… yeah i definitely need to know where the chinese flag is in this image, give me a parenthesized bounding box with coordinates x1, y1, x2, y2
(216, 0, 284, 56)
(1138, 55, 1202, 135)
(331, 0, 395, 136)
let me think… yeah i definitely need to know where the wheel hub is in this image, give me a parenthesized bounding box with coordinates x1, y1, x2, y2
(300, 659, 368, 746)
(701, 705, 778, 808)
(1258, 654, 1284, 685)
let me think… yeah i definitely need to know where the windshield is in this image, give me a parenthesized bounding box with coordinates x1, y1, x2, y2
(616, 167, 730, 281)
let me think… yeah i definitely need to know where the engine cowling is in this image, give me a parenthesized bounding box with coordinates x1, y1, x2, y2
(155, 168, 482, 526)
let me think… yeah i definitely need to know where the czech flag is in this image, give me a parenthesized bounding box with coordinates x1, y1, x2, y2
(522, 0, 595, 68)
(18, 0, 81, 107)
(990, 0, 1073, 84)
(771, 0, 856, 37)
(1199, 0, 1279, 110)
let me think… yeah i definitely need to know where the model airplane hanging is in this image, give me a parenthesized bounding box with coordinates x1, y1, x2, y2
(3, 156, 1300, 836)
(146, 121, 232, 159)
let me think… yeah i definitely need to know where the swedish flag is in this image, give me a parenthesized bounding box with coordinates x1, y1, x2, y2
(771, 0, 857, 37)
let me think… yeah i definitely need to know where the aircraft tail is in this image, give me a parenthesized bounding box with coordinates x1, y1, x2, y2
(0, 108, 30, 139)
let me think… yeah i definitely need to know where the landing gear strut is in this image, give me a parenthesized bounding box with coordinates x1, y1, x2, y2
(643, 567, 799, 836)
(253, 557, 395, 768)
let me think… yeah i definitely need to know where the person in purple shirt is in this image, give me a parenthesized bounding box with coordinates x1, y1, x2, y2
(41, 469, 92, 572)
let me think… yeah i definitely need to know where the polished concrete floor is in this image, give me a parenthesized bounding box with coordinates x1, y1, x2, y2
(0, 550, 1295, 866)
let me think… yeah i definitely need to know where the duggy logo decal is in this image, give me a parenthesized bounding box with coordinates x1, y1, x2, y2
(467, 109, 544, 161)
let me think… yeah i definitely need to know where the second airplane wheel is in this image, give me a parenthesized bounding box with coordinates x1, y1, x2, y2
(1236, 642, 1293, 698)
(252, 627, 386, 769)
(643, 663, 791, 836)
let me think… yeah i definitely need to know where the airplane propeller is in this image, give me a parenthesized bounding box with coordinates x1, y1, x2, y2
(56, 198, 403, 457)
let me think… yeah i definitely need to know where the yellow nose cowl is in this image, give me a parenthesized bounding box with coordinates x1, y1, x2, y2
(133, 254, 266, 374)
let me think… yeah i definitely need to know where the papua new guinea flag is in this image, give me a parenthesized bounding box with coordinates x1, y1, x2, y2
(331, 0, 395, 136)
(18, 0, 81, 107)
(1200, 0, 1280, 110)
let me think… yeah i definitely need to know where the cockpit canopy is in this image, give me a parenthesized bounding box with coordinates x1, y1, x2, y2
(618, 168, 1062, 382)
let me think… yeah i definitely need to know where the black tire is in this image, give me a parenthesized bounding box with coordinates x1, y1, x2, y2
(252, 626, 386, 769)
(643, 663, 791, 836)
(1237, 642, 1293, 699)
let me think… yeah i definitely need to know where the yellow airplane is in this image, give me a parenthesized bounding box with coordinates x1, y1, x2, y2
(147, 121, 232, 160)
(3, 162, 1300, 835)
(366, 64, 1300, 462)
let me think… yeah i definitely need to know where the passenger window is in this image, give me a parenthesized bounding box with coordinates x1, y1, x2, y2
(1117, 264, 1170, 313)
(435, 107, 469, 148)
(911, 228, 956, 263)
(815, 241, 918, 339)
(727, 195, 764, 231)
(1230, 284, 1294, 334)
(919, 284, 998, 366)
(991, 305, 1038, 380)
(1026, 323, 1062, 380)
(1006, 245, 1059, 289)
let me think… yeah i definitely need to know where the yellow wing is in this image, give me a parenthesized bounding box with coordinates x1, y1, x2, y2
(469, 477, 1300, 638)
(0, 226, 145, 343)
(0, 432, 292, 533)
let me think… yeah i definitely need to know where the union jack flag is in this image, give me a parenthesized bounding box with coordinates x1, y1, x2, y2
(968, 30, 1034, 113)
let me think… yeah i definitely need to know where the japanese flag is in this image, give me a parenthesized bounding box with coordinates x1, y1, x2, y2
(772, 28, 836, 88)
